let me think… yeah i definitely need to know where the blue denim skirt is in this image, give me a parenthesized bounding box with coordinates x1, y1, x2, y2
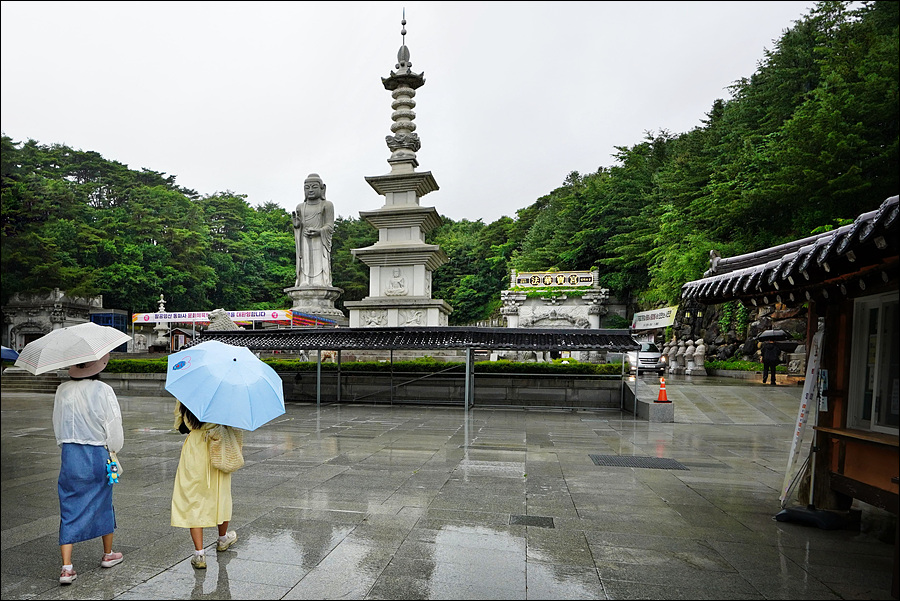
(58, 443, 116, 545)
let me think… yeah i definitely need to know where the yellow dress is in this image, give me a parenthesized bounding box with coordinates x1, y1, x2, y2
(170, 407, 232, 528)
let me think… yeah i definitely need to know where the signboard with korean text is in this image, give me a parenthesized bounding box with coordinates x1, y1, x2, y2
(132, 310, 292, 324)
(514, 271, 595, 288)
(780, 324, 824, 505)
(630, 306, 678, 330)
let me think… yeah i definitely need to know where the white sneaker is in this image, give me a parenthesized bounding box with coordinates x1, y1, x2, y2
(217, 530, 238, 552)
(59, 567, 77, 584)
(100, 552, 123, 568)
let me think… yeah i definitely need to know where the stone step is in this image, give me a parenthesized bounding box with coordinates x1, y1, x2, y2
(1, 378, 61, 385)
(2, 376, 59, 384)
(1, 369, 61, 393)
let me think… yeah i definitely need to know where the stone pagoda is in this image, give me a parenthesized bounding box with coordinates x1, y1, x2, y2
(346, 16, 452, 328)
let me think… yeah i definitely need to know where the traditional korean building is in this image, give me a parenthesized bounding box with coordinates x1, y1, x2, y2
(681, 195, 898, 570)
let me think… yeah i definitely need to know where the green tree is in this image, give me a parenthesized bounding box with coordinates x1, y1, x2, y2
(2, 1, 896, 321)
(331, 216, 378, 311)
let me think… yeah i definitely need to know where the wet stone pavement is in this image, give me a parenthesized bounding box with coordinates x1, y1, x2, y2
(1, 375, 895, 600)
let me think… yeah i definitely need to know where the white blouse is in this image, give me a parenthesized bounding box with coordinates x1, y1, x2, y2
(53, 379, 124, 453)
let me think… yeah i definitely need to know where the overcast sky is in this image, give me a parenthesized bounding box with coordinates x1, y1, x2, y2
(2, 1, 817, 223)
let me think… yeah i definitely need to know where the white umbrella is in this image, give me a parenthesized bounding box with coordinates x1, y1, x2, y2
(14, 322, 131, 375)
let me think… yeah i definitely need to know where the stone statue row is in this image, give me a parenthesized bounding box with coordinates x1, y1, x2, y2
(662, 338, 707, 376)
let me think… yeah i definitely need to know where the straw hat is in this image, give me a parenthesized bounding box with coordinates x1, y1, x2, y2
(68, 353, 110, 378)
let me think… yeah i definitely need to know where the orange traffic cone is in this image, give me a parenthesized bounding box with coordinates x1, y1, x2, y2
(655, 377, 670, 403)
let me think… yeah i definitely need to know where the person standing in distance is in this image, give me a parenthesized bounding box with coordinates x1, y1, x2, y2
(761, 339, 781, 386)
(53, 353, 125, 584)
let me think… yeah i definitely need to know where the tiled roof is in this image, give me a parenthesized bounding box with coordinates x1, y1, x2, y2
(681, 195, 899, 305)
(193, 326, 639, 352)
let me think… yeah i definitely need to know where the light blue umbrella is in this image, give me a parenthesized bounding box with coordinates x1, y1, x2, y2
(165, 340, 285, 431)
(2, 346, 19, 361)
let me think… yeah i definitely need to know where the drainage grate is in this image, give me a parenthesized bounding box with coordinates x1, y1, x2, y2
(509, 514, 554, 528)
(589, 455, 688, 470)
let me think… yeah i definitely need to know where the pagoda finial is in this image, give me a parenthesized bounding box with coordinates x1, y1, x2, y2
(396, 10, 412, 75)
(382, 9, 425, 172)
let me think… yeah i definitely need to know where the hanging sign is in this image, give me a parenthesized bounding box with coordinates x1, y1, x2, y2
(631, 306, 678, 330)
(131, 310, 291, 324)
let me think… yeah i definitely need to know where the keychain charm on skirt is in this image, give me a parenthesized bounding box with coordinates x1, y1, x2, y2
(106, 459, 119, 485)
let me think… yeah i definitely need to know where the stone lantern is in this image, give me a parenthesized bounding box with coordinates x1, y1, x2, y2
(153, 294, 170, 348)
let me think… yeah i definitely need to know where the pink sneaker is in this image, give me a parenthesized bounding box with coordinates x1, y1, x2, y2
(59, 567, 77, 584)
(100, 552, 123, 568)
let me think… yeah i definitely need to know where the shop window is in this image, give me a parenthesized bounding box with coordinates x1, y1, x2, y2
(848, 292, 899, 434)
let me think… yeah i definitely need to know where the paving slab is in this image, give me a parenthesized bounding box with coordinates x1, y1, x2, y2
(0, 374, 895, 600)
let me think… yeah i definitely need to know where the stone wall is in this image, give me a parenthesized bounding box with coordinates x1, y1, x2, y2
(4, 369, 674, 419)
(671, 302, 807, 373)
(94, 371, 627, 410)
(287, 371, 626, 409)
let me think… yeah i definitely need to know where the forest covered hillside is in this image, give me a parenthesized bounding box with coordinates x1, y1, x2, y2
(2, 1, 897, 325)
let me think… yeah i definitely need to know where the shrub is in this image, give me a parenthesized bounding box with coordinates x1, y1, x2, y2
(474, 360, 621, 375)
(604, 314, 631, 329)
(106, 358, 169, 373)
(104, 356, 625, 375)
(705, 360, 787, 372)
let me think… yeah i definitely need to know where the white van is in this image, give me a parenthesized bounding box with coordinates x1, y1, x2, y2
(627, 342, 666, 375)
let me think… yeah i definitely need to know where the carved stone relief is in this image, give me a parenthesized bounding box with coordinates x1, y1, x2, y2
(384, 268, 409, 296)
(363, 310, 387, 326)
(399, 309, 424, 325)
(386, 132, 421, 153)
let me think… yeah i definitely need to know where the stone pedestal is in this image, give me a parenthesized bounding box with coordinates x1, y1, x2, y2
(346, 297, 451, 327)
(285, 285, 349, 326)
